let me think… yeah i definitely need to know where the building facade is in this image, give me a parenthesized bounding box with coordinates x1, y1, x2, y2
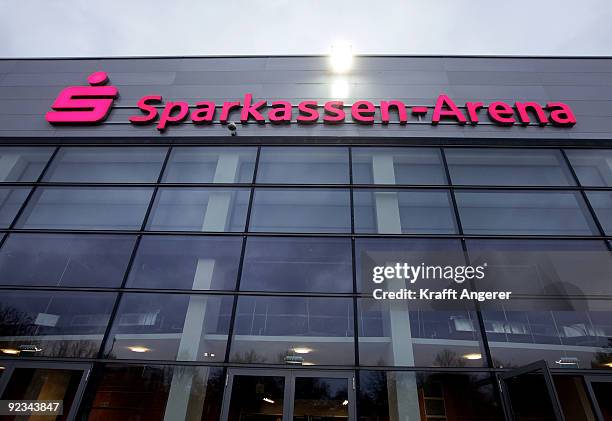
(0, 55, 611, 420)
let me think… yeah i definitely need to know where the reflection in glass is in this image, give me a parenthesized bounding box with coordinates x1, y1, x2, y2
(0, 291, 116, 358)
(127, 235, 243, 290)
(358, 298, 485, 367)
(586, 191, 612, 235)
(466, 239, 612, 296)
(352, 147, 447, 185)
(455, 190, 598, 235)
(503, 371, 561, 420)
(1, 367, 84, 418)
(163, 147, 256, 183)
(16, 187, 153, 230)
(249, 189, 351, 233)
(147, 188, 249, 232)
(353, 189, 457, 234)
(227, 375, 286, 421)
(355, 238, 466, 293)
(565, 149, 612, 187)
(87, 364, 224, 421)
(358, 371, 503, 421)
(0, 233, 136, 287)
(481, 299, 612, 369)
(0, 187, 30, 228)
(445, 148, 575, 186)
(105, 293, 232, 362)
(294, 377, 349, 421)
(257, 147, 349, 184)
(0, 147, 54, 182)
(230, 296, 354, 365)
(43, 147, 167, 183)
(239, 237, 353, 293)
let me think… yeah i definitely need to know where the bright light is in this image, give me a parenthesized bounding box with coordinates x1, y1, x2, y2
(302, 362, 315, 366)
(0, 348, 20, 355)
(293, 347, 312, 354)
(330, 43, 353, 73)
(604, 362, 612, 368)
(331, 79, 349, 99)
(463, 353, 482, 360)
(128, 346, 151, 353)
(0, 366, 5, 370)
(263, 397, 275, 404)
(342, 400, 349, 406)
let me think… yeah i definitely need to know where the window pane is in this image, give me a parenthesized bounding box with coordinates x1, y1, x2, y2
(466, 239, 612, 296)
(355, 238, 465, 293)
(482, 299, 612, 369)
(163, 147, 256, 183)
(249, 188, 351, 233)
(16, 187, 153, 230)
(147, 188, 249, 232)
(0, 290, 116, 358)
(445, 148, 575, 186)
(354, 189, 457, 234)
(126, 235, 242, 290)
(358, 298, 485, 367)
(565, 149, 612, 187)
(239, 237, 352, 293)
(0, 234, 136, 287)
(44, 147, 167, 183)
(0, 187, 30, 228)
(352, 147, 447, 185)
(358, 371, 503, 421)
(230, 296, 354, 365)
(0, 147, 54, 182)
(228, 375, 285, 421)
(586, 191, 612, 235)
(455, 190, 598, 235)
(104, 293, 232, 362)
(257, 147, 349, 184)
(86, 364, 224, 421)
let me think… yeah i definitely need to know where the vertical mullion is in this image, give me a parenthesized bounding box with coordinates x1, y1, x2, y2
(96, 146, 173, 359)
(349, 147, 360, 370)
(440, 147, 495, 369)
(224, 146, 261, 363)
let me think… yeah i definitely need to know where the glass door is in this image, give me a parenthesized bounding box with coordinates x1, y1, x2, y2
(0, 361, 91, 421)
(291, 372, 354, 421)
(499, 360, 565, 421)
(222, 369, 292, 421)
(585, 376, 612, 421)
(221, 370, 355, 421)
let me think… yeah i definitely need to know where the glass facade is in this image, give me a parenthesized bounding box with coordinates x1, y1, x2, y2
(0, 145, 611, 421)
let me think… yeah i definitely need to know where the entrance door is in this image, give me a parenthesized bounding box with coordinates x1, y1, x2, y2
(221, 369, 355, 421)
(499, 360, 565, 421)
(585, 376, 612, 421)
(0, 361, 91, 421)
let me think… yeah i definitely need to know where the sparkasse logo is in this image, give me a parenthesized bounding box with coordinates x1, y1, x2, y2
(45, 71, 118, 125)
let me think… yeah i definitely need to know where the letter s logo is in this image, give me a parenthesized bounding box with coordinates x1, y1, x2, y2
(46, 71, 118, 124)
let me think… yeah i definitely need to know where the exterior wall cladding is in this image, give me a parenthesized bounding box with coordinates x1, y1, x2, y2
(2, 56, 612, 421)
(1, 55, 612, 142)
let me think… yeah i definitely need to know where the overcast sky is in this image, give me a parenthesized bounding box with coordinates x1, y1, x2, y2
(1, 0, 611, 57)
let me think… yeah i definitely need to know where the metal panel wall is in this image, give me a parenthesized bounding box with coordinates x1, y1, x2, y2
(0, 56, 611, 142)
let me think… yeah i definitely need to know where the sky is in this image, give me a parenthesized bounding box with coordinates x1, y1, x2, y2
(1, 0, 612, 57)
